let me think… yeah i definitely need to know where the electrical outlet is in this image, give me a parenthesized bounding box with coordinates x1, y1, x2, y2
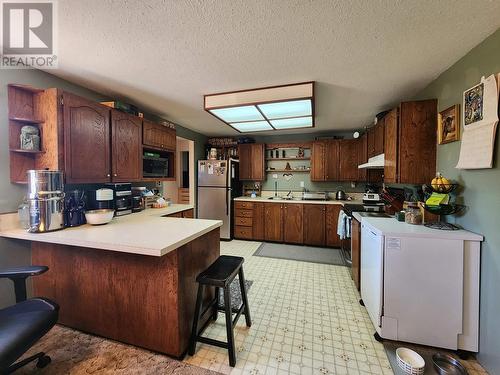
(272, 174, 278, 179)
(300, 181, 305, 188)
(156, 181, 162, 187)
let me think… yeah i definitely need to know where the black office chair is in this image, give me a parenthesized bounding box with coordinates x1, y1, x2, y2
(0, 266, 59, 374)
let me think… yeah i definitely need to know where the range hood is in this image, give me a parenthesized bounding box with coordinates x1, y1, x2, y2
(358, 153, 385, 169)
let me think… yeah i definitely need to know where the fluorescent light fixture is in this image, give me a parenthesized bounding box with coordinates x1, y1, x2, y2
(209, 105, 264, 123)
(230, 121, 272, 132)
(258, 99, 312, 119)
(270, 116, 313, 129)
(204, 81, 315, 133)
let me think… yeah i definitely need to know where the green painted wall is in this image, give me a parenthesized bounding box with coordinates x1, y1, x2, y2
(414, 28, 500, 373)
(0, 69, 206, 308)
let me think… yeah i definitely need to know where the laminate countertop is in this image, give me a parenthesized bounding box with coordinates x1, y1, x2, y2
(234, 196, 363, 205)
(0, 204, 222, 257)
(353, 213, 483, 241)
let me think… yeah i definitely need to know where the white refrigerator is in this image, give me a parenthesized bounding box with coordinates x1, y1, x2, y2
(197, 159, 240, 240)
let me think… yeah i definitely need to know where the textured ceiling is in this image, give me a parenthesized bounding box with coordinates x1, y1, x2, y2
(52, 0, 500, 136)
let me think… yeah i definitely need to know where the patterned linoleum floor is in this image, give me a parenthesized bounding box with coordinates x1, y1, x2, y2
(184, 240, 488, 375)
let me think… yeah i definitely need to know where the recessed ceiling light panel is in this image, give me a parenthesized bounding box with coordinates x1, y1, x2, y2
(270, 116, 313, 129)
(209, 105, 264, 123)
(258, 99, 312, 119)
(204, 81, 314, 133)
(230, 121, 273, 132)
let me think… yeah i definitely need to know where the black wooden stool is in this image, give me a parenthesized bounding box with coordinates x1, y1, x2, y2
(188, 255, 251, 367)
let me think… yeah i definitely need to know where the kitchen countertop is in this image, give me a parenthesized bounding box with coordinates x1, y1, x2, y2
(234, 196, 363, 205)
(0, 204, 223, 257)
(354, 214, 483, 241)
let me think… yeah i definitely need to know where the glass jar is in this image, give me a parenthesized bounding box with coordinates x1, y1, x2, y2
(405, 203, 422, 225)
(17, 198, 30, 229)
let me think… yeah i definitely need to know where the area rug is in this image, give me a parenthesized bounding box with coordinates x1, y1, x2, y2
(384, 340, 472, 375)
(16, 325, 222, 375)
(253, 242, 346, 266)
(217, 279, 253, 309)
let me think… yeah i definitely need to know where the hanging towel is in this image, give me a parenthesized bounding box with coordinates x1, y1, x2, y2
(337, 210, 351, 240)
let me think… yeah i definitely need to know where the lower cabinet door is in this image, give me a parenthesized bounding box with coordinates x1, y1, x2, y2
(252, 203, 265, 241)
(264, 203, 283, 242)
(303, 204, 326, 246)
(351, 218, 361, 290)
(326, 205, 342, 247)
(283, 204, 303, 244)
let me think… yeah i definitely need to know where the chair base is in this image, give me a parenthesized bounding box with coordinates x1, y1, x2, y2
(5, 352, 51, 374)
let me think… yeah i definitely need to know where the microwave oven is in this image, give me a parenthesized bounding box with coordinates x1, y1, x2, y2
(143, 153, 169, 178)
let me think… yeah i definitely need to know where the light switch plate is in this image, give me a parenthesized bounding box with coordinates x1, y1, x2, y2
(272, 174, 278, 179)
(300, 181, 305, 188)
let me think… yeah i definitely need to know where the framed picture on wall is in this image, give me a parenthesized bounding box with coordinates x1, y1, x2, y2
(438, 104, 461, 144)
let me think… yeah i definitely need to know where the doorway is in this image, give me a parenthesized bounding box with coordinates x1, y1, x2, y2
(162, 136, 195, 209)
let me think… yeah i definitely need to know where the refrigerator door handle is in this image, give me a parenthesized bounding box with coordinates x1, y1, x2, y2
(226, 188, 230, 216)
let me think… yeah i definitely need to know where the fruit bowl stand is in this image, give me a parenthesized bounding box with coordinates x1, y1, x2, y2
(423, 183, 464, 230)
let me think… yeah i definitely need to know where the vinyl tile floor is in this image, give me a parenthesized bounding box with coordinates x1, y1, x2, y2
(184, 240, 488, 375)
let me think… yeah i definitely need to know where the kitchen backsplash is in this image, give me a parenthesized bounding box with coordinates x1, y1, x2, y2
(256, 176, 372, 193)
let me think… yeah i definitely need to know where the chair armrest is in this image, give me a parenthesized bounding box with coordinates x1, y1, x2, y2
(0, 265, 48, 279)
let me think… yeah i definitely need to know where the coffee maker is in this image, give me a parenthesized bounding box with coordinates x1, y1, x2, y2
(87, 188, 114, 211)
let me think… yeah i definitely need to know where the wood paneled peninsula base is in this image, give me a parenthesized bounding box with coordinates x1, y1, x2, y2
(31, 228, 220, 358)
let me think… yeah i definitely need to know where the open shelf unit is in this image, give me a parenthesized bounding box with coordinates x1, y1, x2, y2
(8, 84, 47, 184)
(264, 142, 312, 174)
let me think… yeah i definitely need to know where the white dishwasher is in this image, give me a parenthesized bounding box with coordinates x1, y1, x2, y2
(360, 218, 482, 352)
(360, 222, 384, 329)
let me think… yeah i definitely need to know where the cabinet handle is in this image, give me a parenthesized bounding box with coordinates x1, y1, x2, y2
(107, 174, 110, 177)
(114, 174, 117, 177)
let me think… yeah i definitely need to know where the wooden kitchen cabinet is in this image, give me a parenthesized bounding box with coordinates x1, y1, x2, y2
(111, 110, 142, 182)
(310, 141, 326, 181)
(252, 202, 265, 241)
(351, 217, 361, 290)
(338, 140, 359, 181)
(63, 92, 111, 183)
(238, 143, 265, 181)
(303, 204, 325, 246)
(367, 120, 385, 157)
(384, 100, 437, 185)
(357, 133, 368, 182)
(326, 205, 342, 247)
(311, 140, 339, 181)
(143, 120, 176, 150)
(283, 203, 303, 244)
(264, 203, 283, 242)
(374, 118, 385, 155)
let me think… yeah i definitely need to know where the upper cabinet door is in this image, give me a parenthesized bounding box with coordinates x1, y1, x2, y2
(374, 118, 385, 155)
(367, 127, 376, 157)
(238, 143, 264, 181)
(325, 140, 340, 181)
(338, 139, 358, 181)
(63, 92, 111, 183)
(111, 110, 142, 182)
(384, 108, 398, 183)
(357, 134, 368, 182)
(251, 144, 265, 181)
(399, 100, 437, 184)
(238, 144, 252, 180)
(310, 141, 326, 181)
(162, 127, 176, 150)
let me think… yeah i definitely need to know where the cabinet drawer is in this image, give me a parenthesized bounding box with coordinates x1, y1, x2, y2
(235, 209, 253, 218)
(234, 226, 252, 239)
(234, 201, 254, 209)
(235, 217, 253, 227)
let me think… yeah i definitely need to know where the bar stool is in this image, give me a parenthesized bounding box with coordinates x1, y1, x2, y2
(188, 255, 251, 367)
